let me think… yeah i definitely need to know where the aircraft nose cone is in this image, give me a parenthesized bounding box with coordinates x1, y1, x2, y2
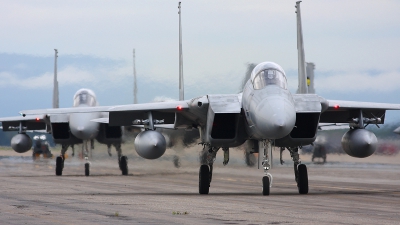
(69, 113, 99, 140)
(274, 119, 286, 128)
(254, 97, 296, 139)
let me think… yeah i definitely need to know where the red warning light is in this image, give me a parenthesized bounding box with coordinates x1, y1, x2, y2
(35, 117, 40, 121)
(176, 105, 183, 111)
(334, 104, 340, 109)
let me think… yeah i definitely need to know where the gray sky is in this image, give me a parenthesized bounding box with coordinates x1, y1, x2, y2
(0, 0, 400, 119)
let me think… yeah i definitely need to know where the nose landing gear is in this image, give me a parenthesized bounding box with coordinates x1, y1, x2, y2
(261, 140, 273, 196)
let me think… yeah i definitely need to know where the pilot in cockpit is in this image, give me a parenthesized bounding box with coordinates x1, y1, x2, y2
(73, 90, 96, 107)
(253, 69, 287, 90)
(79, 92, 88, 103)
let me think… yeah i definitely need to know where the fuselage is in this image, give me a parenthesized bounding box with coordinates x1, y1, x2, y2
(69, 89, 101, 140)
(242, 62, 296, 140)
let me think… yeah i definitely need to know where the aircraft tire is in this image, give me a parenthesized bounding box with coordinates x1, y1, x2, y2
(55, 156, 63, 176)
(199, 165, 210, 194)
(262, 176, 270, 196)
(120, 156, 128, 175)
(85, 163, 90, 176)
(297, 164, 308, 194)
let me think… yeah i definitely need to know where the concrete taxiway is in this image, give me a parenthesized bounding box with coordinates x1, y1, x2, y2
(0, 147, 399, 225)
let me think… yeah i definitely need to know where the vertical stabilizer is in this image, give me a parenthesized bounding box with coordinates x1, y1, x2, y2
(133, 49, 138, 104)
(178, 2, 184, 100)
(295, 1, 308, 94)
(53, 49, 59, 108)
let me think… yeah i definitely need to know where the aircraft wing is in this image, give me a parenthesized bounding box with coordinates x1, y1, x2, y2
(18, 100, 194, 127)
(20, 101, 189, 115)
(0, 114, 49, 131)
(319, 99, 400, 124)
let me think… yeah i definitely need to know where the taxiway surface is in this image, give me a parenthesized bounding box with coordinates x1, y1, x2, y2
(0, 148, 399, 225)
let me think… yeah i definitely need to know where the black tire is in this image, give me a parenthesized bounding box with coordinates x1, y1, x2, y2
(55, 156, 64, 176)
(119, 156, 128, 175)
(199, 165, 210, 194)
(262, 176, 270, 196)
(297, 164, 308, 194)
(85, 163, 90, 176)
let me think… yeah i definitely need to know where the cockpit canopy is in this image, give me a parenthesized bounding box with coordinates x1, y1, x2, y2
(250, 62, 287, 90)
(73, 89, 97, 107)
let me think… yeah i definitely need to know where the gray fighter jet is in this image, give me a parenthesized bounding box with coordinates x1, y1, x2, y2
(1, 2, 400, 195)
(1, 88, 127, 176)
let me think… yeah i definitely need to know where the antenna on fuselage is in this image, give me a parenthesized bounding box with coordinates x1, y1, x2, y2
(133, 49, 138, 104)
(178, 2, 184, 100)
(53, 49, 59, 108)
(295, 1, 308, 94)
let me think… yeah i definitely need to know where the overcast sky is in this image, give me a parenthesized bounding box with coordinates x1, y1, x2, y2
(0, 0, 400, 120)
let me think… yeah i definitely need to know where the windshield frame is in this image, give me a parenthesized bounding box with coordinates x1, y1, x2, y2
(252, 69, 287, 90)
(73, 91, 96, 106)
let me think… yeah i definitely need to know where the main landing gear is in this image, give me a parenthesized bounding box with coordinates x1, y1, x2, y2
(55, 144, 69, 176)
(56, 142, 92, 176)
(107, 142, 129, 175)
(115, 143, 128, 175)
(196, 142, 309, 195)
(55, 155, 64, 176)
(198, 145, 230, 194)
(286, 147, 308, 194)
(56, 141, 128, 176)
(262, 144, 309, 195)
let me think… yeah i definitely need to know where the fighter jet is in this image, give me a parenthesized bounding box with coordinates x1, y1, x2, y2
(1, 2, 400, 195)
(1, 88, 127, 176)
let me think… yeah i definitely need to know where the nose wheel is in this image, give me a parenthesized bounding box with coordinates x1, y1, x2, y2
(262, 176, 270, 195)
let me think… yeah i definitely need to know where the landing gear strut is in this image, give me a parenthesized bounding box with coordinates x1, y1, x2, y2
(261, 140, 273, 196)
(115, 143, 128, 175)
(198, 144, 219, 194)
(288, 147, 308, 194)
(55, 144, 69, 176)
(83, 140, 91, 176)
